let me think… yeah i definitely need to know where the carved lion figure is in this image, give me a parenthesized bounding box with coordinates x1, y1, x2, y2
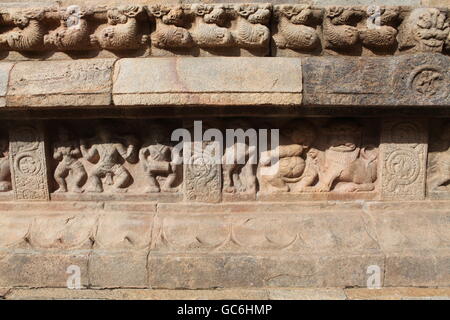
(45, 6, 93, 50)
(90, 5, 148, 50)
(233, 4, 271, 49)
(323, 7, 361, 50)
(312, 120, 378, 193)
(190, 4, 234, 48)
(149, 5, 193, 49)
(274, 4, 320, 51)
(0, 9, 46, 51)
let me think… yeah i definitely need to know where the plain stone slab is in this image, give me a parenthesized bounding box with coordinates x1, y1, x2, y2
(303, 53, 450, 107)
(344, 287, 450, 300)
(7, 59, 115, 107)
(268, 288, 346, 300)
(113, 57, 302, 106)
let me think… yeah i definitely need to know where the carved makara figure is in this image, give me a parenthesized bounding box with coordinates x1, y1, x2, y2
(53, 127, 87, 193)
(233, 4, 271, 49)
(149, 5, 193, 49)
(44, 6, 93, 50)
(258, 120, 316, 193)
(90, 5, 148, 50)
(323, 7, 361, 50)
(359, 6, 399, 50)
(80, 125, 136, 193)
(399, 8, 449, 53)
(0, 135, 11, 192)
(139, 126, 177, 193)
(273, 4, 320, 51)
(190, 4, 233, 48)
(313, 120, 378, 193)
(0, 9, 46, 51)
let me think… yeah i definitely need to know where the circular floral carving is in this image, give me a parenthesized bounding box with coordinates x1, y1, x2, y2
(386, 149, 420, 190)
(16, 154, 41, 175)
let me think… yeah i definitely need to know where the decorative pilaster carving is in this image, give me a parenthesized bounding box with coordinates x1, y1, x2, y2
(9, 123, 50, 200)
(380, 120, 427, 200)
(0, 130, 11, 192)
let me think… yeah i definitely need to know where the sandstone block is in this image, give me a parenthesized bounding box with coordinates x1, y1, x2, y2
(7, 59, 115, 107)
(303, 54, 450, 106)
(112, 57, 302, 106)
(0, 63, 14, 107)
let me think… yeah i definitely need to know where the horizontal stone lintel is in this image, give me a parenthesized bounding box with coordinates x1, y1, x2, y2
(0, 54, 448, 108)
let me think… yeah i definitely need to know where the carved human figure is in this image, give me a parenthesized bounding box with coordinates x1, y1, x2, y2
(80, 125, 136, 193)
(274, 4, 320, 51)
(359, 6, 399, 50)
(90, 5, 148, 50)
(0, 9, 46, 51)
(399, 8, 449, 53)
(0, 136, 11, 192)
(233, 4, 271, 49)
(44, 6, 93, 50)
(53, 127, 87, 193)
(190, 4, 234, 48)
(258, 120, 316, 193)
(323, 7, 361, 51)
(312, 120, 378, 193)
(139, 126, 177, 193)
(149, 5, 193, 49)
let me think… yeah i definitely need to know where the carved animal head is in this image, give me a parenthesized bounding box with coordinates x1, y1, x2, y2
(158, 6, 186, 26)
(11, 9, 43, 29)
(247, 5, 271, 25)
(235, 4, 258, 18)
(193, 4, 227, 25)
(366, 6, 399, 27)
(325, 120, 362, 152)
(277, 4, 313, 25)
(106, 6, 141, 26)
(60, 5, 91, 28)
(410, 8, 449, 51)
(326, 6, 360, 25)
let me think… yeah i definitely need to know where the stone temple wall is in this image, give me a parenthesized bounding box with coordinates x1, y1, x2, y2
(0, 0, 448, 289)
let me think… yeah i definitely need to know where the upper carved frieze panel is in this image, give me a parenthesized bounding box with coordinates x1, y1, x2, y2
(0, 4, 448, 58)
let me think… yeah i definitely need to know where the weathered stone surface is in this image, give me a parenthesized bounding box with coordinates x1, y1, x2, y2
(303, 54, 450, 106)
(7, 60, 115, 107)
(0, 63, 14, 107)
(267, 288, 346, 300)
(344, 287, 450, 300)
(89, 251, 148, 288)
(0, 252, 89, 288)
(113, 57, 302, 106)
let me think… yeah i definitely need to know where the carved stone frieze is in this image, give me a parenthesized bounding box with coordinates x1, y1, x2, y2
(0, 4, 447, 56)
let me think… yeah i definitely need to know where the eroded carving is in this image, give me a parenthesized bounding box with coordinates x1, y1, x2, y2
(273, 4, 320, 51)
(53, 127, 87, 193)
(90, 5, 148, 50)
(428, 123, 450, 192)
(399, 8, 449, 53)
(80, 124, 136, 193)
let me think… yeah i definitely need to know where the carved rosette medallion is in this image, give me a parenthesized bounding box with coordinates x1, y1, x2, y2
(9, 125, 49, 200)
(380, 120, 427, 200)
(409, 65, 447, 98)
(184, 143, 221, 203)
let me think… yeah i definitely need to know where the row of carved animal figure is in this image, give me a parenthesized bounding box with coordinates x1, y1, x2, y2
(0, 5, 448, 53)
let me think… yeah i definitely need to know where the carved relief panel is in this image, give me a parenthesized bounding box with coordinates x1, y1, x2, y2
(48, 119, 183, 201)
(9, 123, 50, 200)
(0, 128, 11, 194)
(380, 119, 427, 200)
(427, 120, 450, 199)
